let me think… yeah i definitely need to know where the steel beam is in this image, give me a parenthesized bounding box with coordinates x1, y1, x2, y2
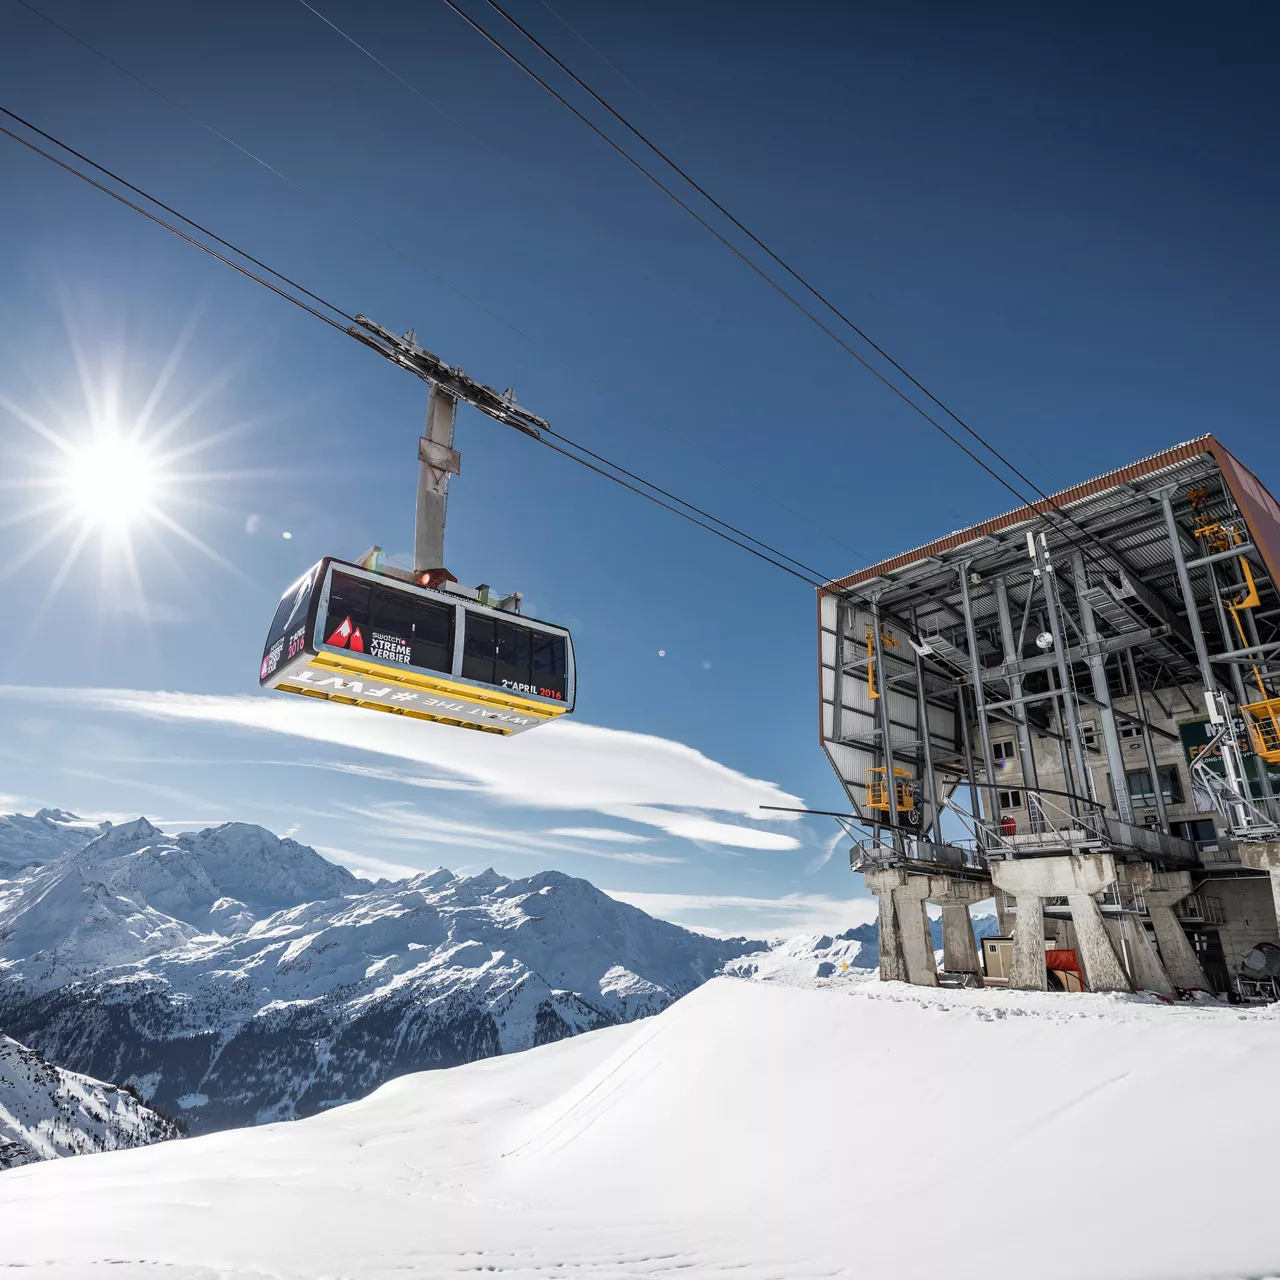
(987, 627, 1169, 680)
(957, 563, 1000, 831)
(1124, 648, 1169, 832)
(870, 596, 900, 847)
(1158, 488, 1217, 693)
(1073, 554, 1134, 822)
(994, 577, 1040, 797)
(1034, 534, 1093, 811)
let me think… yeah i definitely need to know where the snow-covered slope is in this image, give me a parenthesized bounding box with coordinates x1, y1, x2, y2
(0, 1034, 179, 1170)
(0, 809, 110, 879)
(0, 815, 760, 1132)
(2, 972, 1278, 1279)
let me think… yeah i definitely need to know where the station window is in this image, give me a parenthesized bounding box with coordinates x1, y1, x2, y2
(1126, 765, 1185, 807)
(998, 788, 1023, 809)
(1118, 723, 1142, 740)
(992, 740, 1017, 761)
(1081, 720, 1098, 750)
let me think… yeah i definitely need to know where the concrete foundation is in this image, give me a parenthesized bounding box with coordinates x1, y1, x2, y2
(864, 869, 989, 987)
(893, 877, 939, 987)
(1145, 870, 1210, 993)
(931, 879, 988, 982)
(865, 868, 908, 983)
(991, 854, 1133, 993)
(1113, 864, 1175, 997)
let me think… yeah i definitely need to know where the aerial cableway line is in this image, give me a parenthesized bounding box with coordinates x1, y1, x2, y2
(0, 105, 853, 734)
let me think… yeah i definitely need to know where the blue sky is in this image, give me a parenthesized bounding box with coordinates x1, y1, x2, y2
(1, 0, 1277, 935)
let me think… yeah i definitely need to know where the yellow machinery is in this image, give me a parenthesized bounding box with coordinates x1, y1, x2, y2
(866, 767, 916, 814)
(865, 626, 900, 700)
(1189, 490, 1280, 764)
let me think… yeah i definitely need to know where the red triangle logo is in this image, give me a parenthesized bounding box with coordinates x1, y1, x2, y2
(349, 627, 365, 654)
(326, 617, 353, 648)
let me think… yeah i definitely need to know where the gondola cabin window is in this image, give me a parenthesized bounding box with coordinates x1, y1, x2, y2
(322, 571, 454, 674)
(464, 614, 567, 700)
(261, 563, 320, 680)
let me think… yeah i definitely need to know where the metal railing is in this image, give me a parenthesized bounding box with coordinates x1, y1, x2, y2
(850, 834, 989, 873)
(1175, 893, 1226, 925)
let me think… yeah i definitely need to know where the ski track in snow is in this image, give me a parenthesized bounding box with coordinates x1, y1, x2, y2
(3, 966, 1280, 1279)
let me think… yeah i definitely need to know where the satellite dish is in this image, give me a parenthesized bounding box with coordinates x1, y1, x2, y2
(1035, 631, 1055, 651)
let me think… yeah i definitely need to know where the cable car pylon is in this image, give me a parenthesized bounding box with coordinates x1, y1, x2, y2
(258, 319, 575, 735)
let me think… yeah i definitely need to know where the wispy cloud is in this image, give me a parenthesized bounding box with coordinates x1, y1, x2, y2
(0, 687, 805, 852)
(312, 844, 424, 882)
(547, 826, 654, 844)
(307, 761, 482, 792)
(604, 888, 877, 939)
(343, 802, 685, 865)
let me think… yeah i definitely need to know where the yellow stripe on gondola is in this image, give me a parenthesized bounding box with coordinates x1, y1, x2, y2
(276, 680, 518, 733)
(307, 649, 568, 718)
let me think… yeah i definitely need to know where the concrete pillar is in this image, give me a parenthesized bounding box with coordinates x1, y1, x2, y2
(1145, 870, 1210, 993)
(1066, 891, 1132, 994)
(1113, 863, 1174, 997)
(940, 903, 981, 979)
(1240, 841, 1280, 928)
(892, 878, 939, 987)
(992, 854, 1133, 993)
(927, 876, 989, 982)
(1117, 915, 1174, 997)
(991, 861, 1048, 990)
(865, 868, 908, 984)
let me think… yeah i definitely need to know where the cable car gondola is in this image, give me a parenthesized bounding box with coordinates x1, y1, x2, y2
(260, 556, 574, 735)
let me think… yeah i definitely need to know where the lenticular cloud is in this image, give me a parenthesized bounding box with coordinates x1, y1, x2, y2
(0, 686, 804, 851)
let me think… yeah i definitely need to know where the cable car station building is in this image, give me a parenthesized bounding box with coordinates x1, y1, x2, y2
(818, 436, 1280, 995)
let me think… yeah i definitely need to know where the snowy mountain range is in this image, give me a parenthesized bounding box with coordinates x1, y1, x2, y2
(0, 813, 762, 1133)
(0, 1033, 180, 1169)
(0, 808, 112, 879)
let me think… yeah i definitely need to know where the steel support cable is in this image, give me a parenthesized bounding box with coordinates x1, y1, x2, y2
(0, 109, 830, 588)
(438, 0, 1048, 516)
(482, 0, 1070, 502)
(0, 106, 355, 329)
(533, 436, 825, 585)
(0, 115, 353, 334)
(461, 0, 1130, 581)
(538, 423, 832, 580)
(11, 0, 869, 568)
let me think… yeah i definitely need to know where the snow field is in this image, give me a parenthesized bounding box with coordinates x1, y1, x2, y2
(2, 972, 1280, 1279)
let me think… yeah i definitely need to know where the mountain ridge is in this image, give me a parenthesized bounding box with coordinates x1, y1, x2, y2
(0, 1032, 180, 1170)
(0, 810, 764, 1133)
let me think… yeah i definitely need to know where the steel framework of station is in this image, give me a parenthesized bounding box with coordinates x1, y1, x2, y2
(817, 435, 1280, 995)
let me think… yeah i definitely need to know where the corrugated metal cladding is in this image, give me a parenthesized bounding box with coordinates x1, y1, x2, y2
(813, 434, 1280, 812)
(818, 593, 956, 805)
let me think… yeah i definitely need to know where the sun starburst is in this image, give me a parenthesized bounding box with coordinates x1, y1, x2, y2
(0, 318, 263, 626)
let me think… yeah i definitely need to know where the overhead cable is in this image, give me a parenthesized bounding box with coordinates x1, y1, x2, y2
(0, 107, 832, 587)
(451, 0, 1127, 577)
(437, 0, 1085, 537)
(12, 0, 867, 566)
